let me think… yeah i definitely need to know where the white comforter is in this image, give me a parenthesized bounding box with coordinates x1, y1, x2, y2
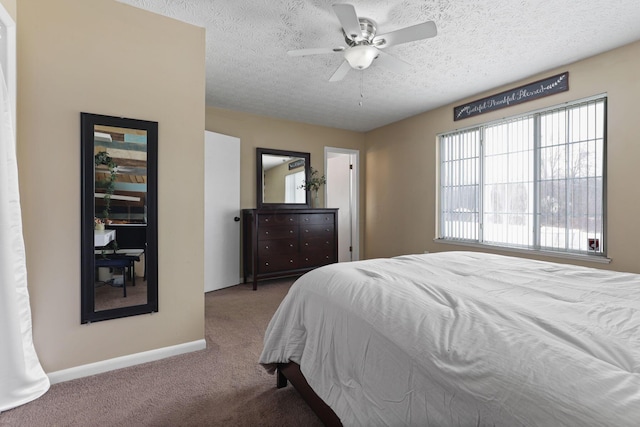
(260, 252, 640, 426)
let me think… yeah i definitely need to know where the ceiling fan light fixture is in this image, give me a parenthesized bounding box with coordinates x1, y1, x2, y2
(344, 45, 378, 70)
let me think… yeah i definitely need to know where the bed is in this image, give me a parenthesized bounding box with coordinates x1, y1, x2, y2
(259, 251, 640, 426)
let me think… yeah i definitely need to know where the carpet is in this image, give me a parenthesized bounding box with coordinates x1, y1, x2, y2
(0, 278, 322, 426)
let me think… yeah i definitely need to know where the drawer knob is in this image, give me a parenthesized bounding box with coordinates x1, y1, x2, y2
(305, 257, 309, 261)
(289, 230, 293, 234)
(289, 218, 293, 221)
(265, 231, 269, 235)
(304, 218, 309, 221)
(265, 262, 269, 266)
(289, 243, 294, 247)
(265, 218, 269, 222)
(305, 243, 309, 246)
(325, 228, 330, 232)
(290, 259, 294, 263)
(265, 245, 269, 250)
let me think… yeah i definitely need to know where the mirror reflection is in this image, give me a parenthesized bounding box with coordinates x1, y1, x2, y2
(93, 124, 148, 311)
(81, 113, 158, 323)
(262, 154, 306, 204)
(256, 148, 310, 209)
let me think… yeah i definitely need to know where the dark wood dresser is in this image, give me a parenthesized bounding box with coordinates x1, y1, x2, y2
(242, 208, 338, 290)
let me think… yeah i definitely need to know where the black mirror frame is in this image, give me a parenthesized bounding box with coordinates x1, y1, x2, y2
(81, 112, 158, 323)
(256, 147, 311, 209)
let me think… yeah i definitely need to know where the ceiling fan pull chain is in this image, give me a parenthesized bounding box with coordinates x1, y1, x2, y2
(359, 72, 364, 107)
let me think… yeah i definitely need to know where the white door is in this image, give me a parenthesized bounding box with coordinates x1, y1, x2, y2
(204, 131, 241, 292)
(325, 147, 359, 262)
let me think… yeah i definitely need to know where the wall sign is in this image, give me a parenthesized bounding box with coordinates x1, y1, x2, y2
(288, 158, 305, 170)
(454, 72, 569, 121)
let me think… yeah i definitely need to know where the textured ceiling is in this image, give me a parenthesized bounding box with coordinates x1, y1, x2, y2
(117, 0, 640, 132)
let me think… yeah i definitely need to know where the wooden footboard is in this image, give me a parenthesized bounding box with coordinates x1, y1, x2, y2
(276, 362, 342, 426)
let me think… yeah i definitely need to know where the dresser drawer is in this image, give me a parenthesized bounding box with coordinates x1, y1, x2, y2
(299, 250, 334, 268)
(300, 236, 334, 252)
(257, 239, 297, 255)
(300, 223, 334, 237)
(258, 214, 298, 226)
(258, 225, 298, 240)
(299, 213, 334, 225)
(257, 254, 298, 273)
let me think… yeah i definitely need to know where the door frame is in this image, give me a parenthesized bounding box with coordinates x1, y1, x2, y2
(324, 147, 360, 261)
(0, 3, 16, 132)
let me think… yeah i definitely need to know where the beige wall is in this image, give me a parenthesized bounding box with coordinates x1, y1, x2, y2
(1, 0, 15, 20)
(205, 106, 367, 252)
(17, 0, 205, 372)
(365, 40, 640, 273)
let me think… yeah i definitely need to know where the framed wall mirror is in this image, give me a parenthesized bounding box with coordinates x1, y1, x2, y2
(81, 113, 158, 323)
(256, 147, 310, 209)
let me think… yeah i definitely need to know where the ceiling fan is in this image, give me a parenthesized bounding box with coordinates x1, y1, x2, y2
(288, 3, 437, 82)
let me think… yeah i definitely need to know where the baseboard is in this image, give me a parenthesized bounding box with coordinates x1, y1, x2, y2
(47, 339, 207, 384)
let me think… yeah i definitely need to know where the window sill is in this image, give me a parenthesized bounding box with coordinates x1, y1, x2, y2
(433, 238, 611, 264)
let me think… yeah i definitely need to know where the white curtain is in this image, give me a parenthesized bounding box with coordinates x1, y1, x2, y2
(0, 63, 50, 412)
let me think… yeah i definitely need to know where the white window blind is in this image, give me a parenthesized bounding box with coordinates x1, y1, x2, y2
(439, 96, 606, 256)
(285, 171, 306, 203)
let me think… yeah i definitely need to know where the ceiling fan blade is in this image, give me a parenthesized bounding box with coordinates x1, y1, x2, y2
(288, 47, 344, 57)
(332, 3, 362, 41)
(329, 60, 351, 82)
(374, 50, 412, 74)
(373, 21, 437, 48)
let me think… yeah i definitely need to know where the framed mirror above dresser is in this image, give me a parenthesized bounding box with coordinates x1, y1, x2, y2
(256, 147, 310, 209)
(243, 148, 338, 289)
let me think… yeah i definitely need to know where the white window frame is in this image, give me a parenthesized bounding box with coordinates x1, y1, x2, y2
(436, 94, 609, 263)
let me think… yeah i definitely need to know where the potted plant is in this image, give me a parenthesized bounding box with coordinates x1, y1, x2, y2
(299, 167, 326, 208)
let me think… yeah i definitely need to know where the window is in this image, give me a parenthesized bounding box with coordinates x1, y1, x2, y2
(439, 96, 606, 257)
(285, 170, 306, 203)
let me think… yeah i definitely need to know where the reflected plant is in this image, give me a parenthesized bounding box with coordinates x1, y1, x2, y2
(94, 150, 117, 222)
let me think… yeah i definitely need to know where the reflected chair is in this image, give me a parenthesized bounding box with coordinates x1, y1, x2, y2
(106, 224, 147, 280)
(95, 257, 133, 297)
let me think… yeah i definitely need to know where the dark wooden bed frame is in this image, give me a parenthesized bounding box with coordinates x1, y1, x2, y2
(276, 362, 342, 426)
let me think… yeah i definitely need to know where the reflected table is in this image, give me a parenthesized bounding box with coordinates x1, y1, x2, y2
(94, 229, 116, 247)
